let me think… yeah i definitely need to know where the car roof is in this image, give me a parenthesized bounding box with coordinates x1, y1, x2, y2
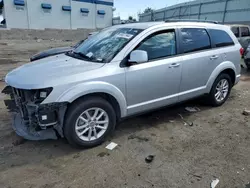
(112, 21, 228, 30)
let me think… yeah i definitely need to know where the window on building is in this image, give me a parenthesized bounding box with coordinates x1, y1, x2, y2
(180, 28, 211, 53)
(209, 29, 234, 47)
(241, 27, 250, 37)
(231, 27, 239, 37)
(136, 30, 176, 61)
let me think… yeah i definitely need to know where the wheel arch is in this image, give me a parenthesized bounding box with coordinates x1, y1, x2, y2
(56, 81, 127, 118)
(206, 61, 237, 93)
(69, 92, 122, 120)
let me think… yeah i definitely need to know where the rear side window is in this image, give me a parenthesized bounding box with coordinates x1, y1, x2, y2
(180, 28, 211, 53)
(231, 27, 239, 37)
(209, 29, 234, 47)
(241, 27, 250, 37)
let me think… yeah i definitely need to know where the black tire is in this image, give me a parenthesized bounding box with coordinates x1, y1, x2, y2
(207, 73, 232, 107)
(64, 96, 116, 148)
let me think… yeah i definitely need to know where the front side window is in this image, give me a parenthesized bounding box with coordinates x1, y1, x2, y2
(136, 30, 176, 61)
(231, 27, 239, 37)
(241, 27, 250, 37)
(209, 29, 234, 47)
(180, 28, 211, 53)
(70, 27, 143, 63)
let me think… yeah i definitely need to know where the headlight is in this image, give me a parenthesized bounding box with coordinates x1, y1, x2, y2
(34, 87, 53, 103)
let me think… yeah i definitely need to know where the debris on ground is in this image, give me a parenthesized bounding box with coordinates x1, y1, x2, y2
(36, 39, 42, 43)
(178, 114, 194, 126)
(97, 152, 110, 157)
(169, 120, 175, 123)
(12, 135, 26, 146)
(73, 153, 80, 159)
(188, 173, 202, 179)
(128, 134, 149, 142)
(185, 107, 200, 112)
(242, 109, 250, 116)
(210, 178, 219, 188)
(64, 39, 72, 42)
(245, 183, 250, 188)
(105, 142, 118, 150)
(145, 155, 155, 163)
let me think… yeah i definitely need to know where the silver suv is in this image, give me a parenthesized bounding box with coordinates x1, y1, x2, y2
(3, 21, 241, 148)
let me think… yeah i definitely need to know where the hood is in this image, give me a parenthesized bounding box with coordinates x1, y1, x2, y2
(6, 54, 105, 89)
(30, 46, 72, 61)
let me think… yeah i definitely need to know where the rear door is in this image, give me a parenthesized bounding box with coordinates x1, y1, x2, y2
(208, 29, 240, 73)
(178, 27, 222, 101)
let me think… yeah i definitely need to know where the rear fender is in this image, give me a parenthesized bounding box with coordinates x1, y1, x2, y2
(205, 61, 236, 93)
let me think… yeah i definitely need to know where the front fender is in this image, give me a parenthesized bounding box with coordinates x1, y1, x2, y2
(206, 61, 237, 93)
(56, 81, 127, 117)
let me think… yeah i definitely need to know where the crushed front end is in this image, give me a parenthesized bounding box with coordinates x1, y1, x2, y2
(2, 86, 67, 140)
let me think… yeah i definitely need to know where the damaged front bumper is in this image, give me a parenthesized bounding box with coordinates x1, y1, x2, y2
(2, 86, 68, 140)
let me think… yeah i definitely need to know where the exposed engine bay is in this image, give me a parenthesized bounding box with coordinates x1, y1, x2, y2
(2, 86, 67, 140)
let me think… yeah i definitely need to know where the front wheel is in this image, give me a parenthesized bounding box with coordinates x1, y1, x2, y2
(64, 97, 116, 148)
(207, 73, 232, 107)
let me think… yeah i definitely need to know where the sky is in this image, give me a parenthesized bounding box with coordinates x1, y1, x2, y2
(114, 0, 190, 20)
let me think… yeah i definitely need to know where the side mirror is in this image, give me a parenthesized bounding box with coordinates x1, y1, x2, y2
(128, 50, 148, 65)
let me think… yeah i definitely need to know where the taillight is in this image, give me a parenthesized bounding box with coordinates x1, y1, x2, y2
(240, 47, 244, 56)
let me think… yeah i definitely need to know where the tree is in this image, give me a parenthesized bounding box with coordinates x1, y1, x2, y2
(128, 16, 133, 21)
(143, 7, 153, 14)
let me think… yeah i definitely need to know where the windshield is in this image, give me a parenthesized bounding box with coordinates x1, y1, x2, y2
(71, 27, 143, 63)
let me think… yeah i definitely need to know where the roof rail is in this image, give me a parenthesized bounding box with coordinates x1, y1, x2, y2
(165, 19, 218, 24)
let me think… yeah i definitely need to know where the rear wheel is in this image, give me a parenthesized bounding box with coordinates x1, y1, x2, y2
(64, 97, 116, 148)
(207, 73, 232, 107)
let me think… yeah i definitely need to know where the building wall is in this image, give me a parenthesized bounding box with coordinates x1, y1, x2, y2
(4, 0, 29, 28)
(27, 0, 71, 29)
(96, 2, 113, 28)
(71, 1, 96, 29)
(139, 0, 250, 25)
(3, 0, 113, 29)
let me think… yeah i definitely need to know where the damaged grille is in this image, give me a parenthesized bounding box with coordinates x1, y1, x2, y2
(3, 86, 59, 129)
(12, 88, 29, 119)
(2, 86, 67, 140)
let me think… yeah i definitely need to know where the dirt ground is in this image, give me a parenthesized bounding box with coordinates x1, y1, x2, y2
(1, 39, 250, 188)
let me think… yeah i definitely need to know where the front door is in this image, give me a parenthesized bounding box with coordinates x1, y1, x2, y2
(125, 30, 182, 115)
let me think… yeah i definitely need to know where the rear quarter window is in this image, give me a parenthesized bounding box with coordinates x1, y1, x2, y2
(231, 27, 239, 37)
(209, 29, 234, 48)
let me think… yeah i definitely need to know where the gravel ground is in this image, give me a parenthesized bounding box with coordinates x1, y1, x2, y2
(0, 39, 250, 188)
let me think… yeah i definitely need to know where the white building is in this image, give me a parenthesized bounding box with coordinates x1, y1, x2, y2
(1, 0, 114, 29)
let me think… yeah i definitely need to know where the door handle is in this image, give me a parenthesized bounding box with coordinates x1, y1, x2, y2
(169, 63, 180, 68)
(210, 55, 219, 60)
